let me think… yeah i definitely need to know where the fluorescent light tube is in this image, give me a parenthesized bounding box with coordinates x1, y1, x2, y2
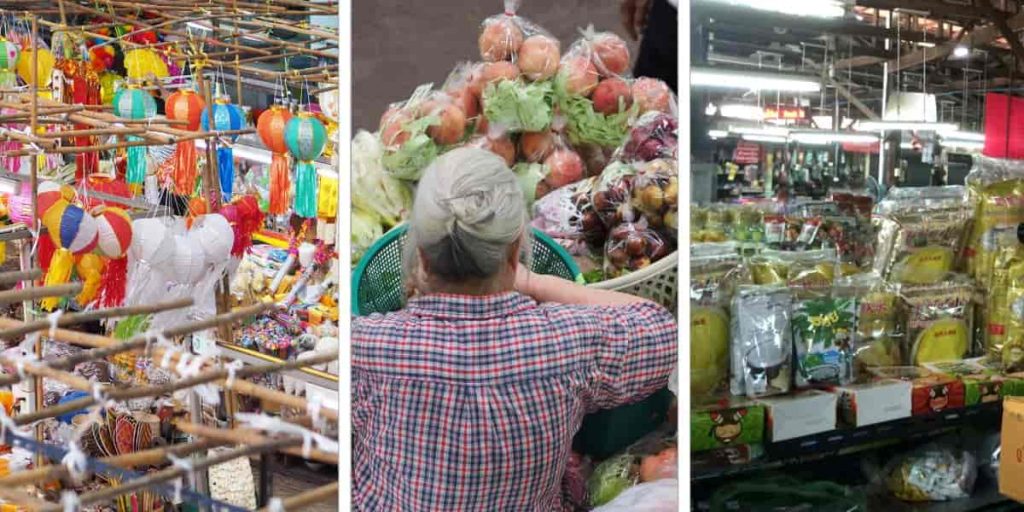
(855, 121, 959, 132)
(742, 134, 787, 144)
(708, 130, 729, 139)
(730, 125, 789, 137)
(939, 130, 984, 142)
(941, 140, 984, 151)
(790, 132, 879, 145)
(707, 0, 845, 18)
(718, 104, 764, 121)
(692, 68, 821, 92)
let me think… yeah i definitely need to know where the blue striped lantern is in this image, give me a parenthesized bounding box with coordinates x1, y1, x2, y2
(201, 99, 245, 202)
(112, 86, 157, 192)
(284, 113, 327, 218)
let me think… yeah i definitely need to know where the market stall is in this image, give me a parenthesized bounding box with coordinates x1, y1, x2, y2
(690, 1, 1024, 509)
(350, 2, 678, 509)
(0, 1, 338, 510)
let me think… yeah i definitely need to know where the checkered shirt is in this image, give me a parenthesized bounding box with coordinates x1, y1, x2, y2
(352, 292, 677, 511)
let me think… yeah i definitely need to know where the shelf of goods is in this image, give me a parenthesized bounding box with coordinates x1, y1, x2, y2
(350, 5, 679, 509)
(0, 2, 339, 510)
(688, 151, 1024, 509)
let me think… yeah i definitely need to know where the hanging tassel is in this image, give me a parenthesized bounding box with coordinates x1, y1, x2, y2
(217, 147, 234, 203)
(268, 153, 290, 215)
(38, 235, 56, 273)
(293, 161, 317, 219)
(173, 141, 197, 195)
(41, 248, 73, 310)
(75, 254, 104, 305)
(99, 256, 128, 307)
(126, 136, 146, 195)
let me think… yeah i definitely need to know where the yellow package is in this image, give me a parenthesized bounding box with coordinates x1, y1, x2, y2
(900, 277, 975, 366)
(691, 246, 749, 399)
(873, 212, 969, 284)
(964, 180, 1024, 283)
(1002, 258, 1024, 370)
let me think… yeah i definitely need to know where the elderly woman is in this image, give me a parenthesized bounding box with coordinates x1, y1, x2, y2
(352, 147, 676, 511)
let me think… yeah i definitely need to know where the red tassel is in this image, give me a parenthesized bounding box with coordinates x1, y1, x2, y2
(174, 141, 198, 195)
(268, 153, 290, 215)
(37, 235, 56, 272)
(98, 256, 127, 307)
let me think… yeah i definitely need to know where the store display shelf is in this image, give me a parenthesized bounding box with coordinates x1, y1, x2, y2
(693, 402, 1002, 482)
(866, 476, 1010, 512)
(218, 342, 338, 391)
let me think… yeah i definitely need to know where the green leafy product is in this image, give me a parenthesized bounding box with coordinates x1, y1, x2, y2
(792, 297, 857, 388)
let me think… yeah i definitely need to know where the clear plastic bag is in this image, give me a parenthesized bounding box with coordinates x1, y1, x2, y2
(619, 111, 678, 163)
(593, 161, 639, 228)
(900, 276, 975, 366)
(530, 176, 603, 255)
(884, 444, 977, 501)
(730, 286, 794, 397)
(587, 428, 676, 507)
(603, 218, 672, 278)
(692, 244, 748, 399)
(378, 84, 466, 180)
(835, 273, 903, 375)
(592, 479, 677, 512)
(477, 0, 551, 63)
(631, 158, 678, 238)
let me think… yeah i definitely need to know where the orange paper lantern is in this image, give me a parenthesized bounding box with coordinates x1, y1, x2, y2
(257, 106, 293, 215)
(165, 89, 206, 195)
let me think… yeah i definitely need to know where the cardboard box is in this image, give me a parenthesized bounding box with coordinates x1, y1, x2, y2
(923, 360, 1005, 406)
(691, 399, 765, 452)
(909, 374, 965, 415)
(999, 397, 1024, 502)
(758, 390, 837, 442)
(837, 380, 912, 427)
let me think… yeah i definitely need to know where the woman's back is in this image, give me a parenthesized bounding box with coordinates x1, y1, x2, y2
(352, 292, 676, 511)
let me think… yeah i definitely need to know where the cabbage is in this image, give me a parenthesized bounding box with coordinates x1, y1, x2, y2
(482, 80, 554, 133)
(513, 162, 547, 206)
(380, 115, 441, 181)
(352, 130, 414, 227)
(588, 453, 639, 507)
(352, 208, 384, 264)
(555, 78, 635, 148)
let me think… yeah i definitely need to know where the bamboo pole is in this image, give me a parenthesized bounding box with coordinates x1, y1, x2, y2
(259, 483, 339, 512)
(175, 422, 337, 464)
(0, 283, 82, 305)
(0, 268, 41, 285)
(0, 297, 194, 340)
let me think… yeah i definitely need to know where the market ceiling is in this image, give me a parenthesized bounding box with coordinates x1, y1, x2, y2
(0, 0, 338, 87)
(692, 0, 1024, 128)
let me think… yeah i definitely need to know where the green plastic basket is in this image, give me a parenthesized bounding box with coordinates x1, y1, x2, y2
(352, 224, 581, 316)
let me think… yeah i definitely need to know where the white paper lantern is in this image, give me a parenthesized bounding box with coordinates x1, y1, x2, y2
(168, 234, 206, 285)
(130, 218, 175, 266)
(191, 214, 235, 264)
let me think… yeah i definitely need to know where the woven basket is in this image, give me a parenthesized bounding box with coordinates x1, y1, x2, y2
(588, 251, 678, 313)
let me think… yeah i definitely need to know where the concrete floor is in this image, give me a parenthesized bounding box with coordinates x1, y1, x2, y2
(352, 0, 636, 131)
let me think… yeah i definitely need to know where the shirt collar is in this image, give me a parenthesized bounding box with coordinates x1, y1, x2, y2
(405, 292, 537, 320)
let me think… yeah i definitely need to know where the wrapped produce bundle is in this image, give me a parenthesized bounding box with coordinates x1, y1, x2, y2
(603, 219, 671, 278)
(631, 159, 678, 237)
(618, 111, 678, 163)
(884, 444, 977, 502)
(587, 428, 676, 507)
(530, 176, 603, 255)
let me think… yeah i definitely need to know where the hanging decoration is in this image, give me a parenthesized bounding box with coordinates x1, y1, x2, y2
(0, 37, 20, 88)
(15, 46, 53, 87)
(112, 86, 157, 194)
(68, 60, 101, 180)
(75, 253, 104, 305)
(257, 105, 293, 215)
(284, 113, 327, 219)
(124, 49, 169, 82)
(220, 195, 263, 257)
(93, 206, 133, 307)
(41, 203, 99, 310)
(165, 89, 206, 195)
(201, 98, 245, 203)
(98, 71, 122, 105)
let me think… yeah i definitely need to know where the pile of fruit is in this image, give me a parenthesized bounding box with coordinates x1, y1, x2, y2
(352, 2, 678, 280)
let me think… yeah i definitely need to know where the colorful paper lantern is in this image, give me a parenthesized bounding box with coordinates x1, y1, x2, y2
(284, 113, 327, 219)
(93, 205, 132, 307)
(41, 203, 99, 310)
(113, 87, 157, 192)
(37, 181, 76, 219)
(201, 99, 245, 202)
(257, 106, 293, 215)
(0, 39, 19, 73)
(15, 48, 53, 87)
(88, 45, 114, 72)
(166, 89, 206, 195)
(124, 49, 169, 81)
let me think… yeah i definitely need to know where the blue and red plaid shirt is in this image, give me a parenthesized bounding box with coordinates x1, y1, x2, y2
(352, 292, 677, 511)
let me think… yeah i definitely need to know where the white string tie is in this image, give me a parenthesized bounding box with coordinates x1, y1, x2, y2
(60, 490, 80, 512)
(224, 360, 244, 389)
(46, 310, 63, 338)
(62, 441, 88, 485)
(268, 497, 285, 512)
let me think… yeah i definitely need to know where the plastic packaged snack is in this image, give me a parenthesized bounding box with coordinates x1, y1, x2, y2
(872, 210, 970, 285)
(791, 293, 856, 388)
(631, 158, 678, 238)
(835, 273, 903, 375)
(603, 219, 672, 278)
(900, 276, 976, 366)
(884, 444, 976, 501)
(692, 243, 748, 399)
(749, 249, 837, 290)
(730, 286, 793, 397)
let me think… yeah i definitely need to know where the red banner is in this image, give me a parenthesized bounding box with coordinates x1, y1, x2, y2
(732, 142, 761, 164)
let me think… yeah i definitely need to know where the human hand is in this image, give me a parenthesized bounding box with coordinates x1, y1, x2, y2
(621, 0, 651, 41)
